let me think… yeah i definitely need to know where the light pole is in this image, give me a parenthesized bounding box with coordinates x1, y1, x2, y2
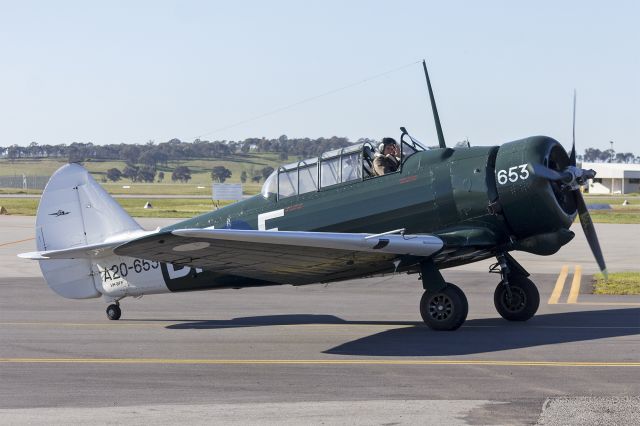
(609, 140, 614, 162)
(609, 140, 615, 194)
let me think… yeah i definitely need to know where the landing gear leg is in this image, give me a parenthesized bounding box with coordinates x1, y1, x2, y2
(106, 302, 121, 321)
(492, 253, 539, 321)
(418, 259, 468, 331)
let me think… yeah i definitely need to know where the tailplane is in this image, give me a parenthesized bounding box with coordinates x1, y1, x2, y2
(35, 163, 143, 299)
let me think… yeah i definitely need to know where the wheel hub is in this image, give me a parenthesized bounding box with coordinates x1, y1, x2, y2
(502, 287, 526, 313)
(428, 294, 453, 321)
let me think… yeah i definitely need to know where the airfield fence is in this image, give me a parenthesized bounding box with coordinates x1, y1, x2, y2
(0, 175, 49, 190)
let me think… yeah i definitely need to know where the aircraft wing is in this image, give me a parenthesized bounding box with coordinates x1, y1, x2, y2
(113, 229, 444, 285)
(431, 227, 501, 268)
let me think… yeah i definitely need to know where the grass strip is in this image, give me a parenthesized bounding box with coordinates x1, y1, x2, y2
(592, 272, 640, 295)
(0, 198, 234, 218)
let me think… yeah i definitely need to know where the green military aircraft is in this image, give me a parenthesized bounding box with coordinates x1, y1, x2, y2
(19, 61, 605, 330)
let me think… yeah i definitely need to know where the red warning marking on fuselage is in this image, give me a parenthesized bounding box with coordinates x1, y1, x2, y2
(399, 175, 418, 184)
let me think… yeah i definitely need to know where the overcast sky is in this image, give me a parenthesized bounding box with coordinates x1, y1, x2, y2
(1, 1, 638, 153)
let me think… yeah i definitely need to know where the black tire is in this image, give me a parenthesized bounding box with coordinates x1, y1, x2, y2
(493, 276, 539, 321)
(420, 283, 468, 331)
(106, 304, 121, 321)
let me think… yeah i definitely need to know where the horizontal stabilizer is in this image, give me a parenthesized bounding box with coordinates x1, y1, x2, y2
(18, 230, 154, 260)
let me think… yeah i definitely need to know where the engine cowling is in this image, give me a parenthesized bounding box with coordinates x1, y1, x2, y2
(494, 136, 577, 254)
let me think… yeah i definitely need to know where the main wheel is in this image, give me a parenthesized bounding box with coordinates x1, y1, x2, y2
(493, 276, 539, 321)
(420, 283, 468, 331)
(106, 304, 121, 320)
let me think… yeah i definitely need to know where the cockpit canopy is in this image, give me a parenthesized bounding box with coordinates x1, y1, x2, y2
(261, 138, 425, 199)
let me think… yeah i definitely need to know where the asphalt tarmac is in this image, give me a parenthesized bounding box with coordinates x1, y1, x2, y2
(1, 216, 639, 425)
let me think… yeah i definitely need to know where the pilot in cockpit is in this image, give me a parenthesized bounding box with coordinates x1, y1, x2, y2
(373, 137, 400, 176)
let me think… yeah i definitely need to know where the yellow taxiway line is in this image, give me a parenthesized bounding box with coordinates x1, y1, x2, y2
(548, 264, 570, 304)
(0, 358, 638, 367)
(567, 264, 583, 304)
(549, 264, 640, 306)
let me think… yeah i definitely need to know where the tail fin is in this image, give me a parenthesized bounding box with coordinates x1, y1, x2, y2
(36, 163, 142, 299)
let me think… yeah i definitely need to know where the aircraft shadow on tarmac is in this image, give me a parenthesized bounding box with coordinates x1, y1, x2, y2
(163, 314, 412, 329)
(163, 308, 640, 356)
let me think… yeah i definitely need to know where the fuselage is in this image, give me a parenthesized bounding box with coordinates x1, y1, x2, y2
(164, 146, 505, 241)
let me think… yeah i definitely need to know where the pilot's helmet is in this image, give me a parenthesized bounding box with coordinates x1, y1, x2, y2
(378, 137, 398, 153)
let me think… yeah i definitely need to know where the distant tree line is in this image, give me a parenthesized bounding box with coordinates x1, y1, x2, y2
(0, 135, 357, 163)
(1, 138, 635, 164)
(579, 148, 637, 163)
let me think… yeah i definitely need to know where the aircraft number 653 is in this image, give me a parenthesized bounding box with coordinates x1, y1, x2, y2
(497, 164, 529, 185)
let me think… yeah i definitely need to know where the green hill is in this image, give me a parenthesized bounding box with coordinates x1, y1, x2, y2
(0, 153, 290, 195)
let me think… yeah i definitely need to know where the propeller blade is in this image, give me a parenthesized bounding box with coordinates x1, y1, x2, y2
(569, 90, 577, 166)
(565, 92, 604, 276)
(575, 190, 608, 279)
(532, 164, 569, 182)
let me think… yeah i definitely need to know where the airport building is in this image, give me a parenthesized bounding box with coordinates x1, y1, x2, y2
(582, 162, 640, 194)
